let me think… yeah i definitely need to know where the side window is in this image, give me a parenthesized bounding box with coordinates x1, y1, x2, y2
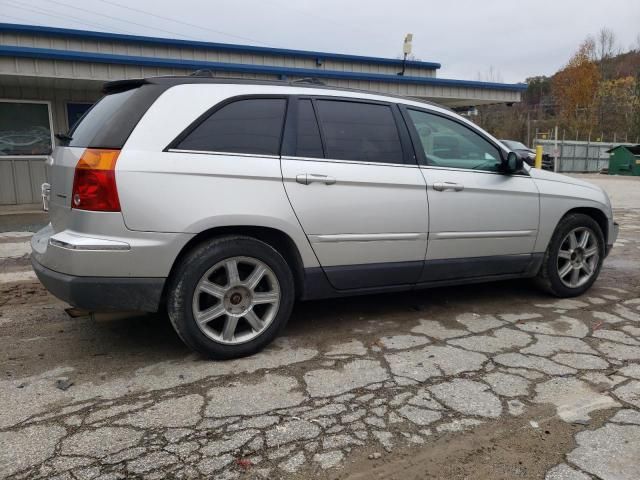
(295, 99, 324, 158)
(176, 98, 286, 156)
(315, 100, 404, 164)
(408, 109, 502, 172)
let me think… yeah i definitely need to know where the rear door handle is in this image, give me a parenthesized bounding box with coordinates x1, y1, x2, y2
(433, 182, 464, 192)
(296, 174, 336, 185)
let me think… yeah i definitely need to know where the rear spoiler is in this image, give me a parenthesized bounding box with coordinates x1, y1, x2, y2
(102, 78, 149, 94)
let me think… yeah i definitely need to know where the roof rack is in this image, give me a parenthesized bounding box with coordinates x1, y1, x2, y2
(190, 69, 215, 77)
(105, 75, 451, 111)
(291, 77, 326, 86)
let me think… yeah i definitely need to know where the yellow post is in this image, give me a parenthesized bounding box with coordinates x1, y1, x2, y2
(535, 145, 543, 169)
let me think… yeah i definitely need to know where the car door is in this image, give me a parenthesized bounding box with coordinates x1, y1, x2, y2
(401, 106, 540, 282)
(281, 97, 429, 290)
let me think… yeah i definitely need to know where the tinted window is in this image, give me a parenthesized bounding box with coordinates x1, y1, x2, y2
(315, 100, 403, 164)
(295, 99, 323, 158)
(408, 109, 502, 172)
(69, 85, 164, 149)
(177, 98, 286, 156)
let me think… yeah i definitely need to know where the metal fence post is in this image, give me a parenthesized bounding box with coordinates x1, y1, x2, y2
(560, 130, 565, 173)
(585, 135, 590, 172)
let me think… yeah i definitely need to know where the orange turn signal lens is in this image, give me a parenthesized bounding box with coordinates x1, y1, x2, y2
(75, 149, 120, 170)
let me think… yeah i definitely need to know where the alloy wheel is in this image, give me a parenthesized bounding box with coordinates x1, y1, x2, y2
(556, 227, 599, 288)
(191, 256, 280, 344)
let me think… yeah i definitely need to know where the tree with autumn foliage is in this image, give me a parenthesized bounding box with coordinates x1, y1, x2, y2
(552, 39, 601, 135)
(473, 27, 640, 144)
(597, 76, 638, 138)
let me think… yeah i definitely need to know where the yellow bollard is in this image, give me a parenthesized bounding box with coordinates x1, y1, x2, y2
(535, 145, 543, 169)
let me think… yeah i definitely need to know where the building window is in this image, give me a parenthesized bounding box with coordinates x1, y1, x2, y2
(66, 102, 93, 131)
(0, 101, 53, 156)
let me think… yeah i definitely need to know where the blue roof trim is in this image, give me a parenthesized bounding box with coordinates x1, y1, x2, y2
(0, 45, 528, 92)
(0, 22, 442, 70)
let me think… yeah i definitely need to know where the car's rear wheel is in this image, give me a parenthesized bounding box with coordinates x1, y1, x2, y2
(536, 213, 604, 297)
(167, 236, 295, 359)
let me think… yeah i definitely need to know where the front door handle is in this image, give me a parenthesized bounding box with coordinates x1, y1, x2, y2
(433, 182, 464, 192)
(296, 174, 336, 185)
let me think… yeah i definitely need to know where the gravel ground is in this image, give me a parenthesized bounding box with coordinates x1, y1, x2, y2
(0, 174, 639, 479)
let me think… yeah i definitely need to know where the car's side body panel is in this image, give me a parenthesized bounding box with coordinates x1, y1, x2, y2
(282, 156, 429, 267)
(115, 148, 320, 269)
(420, 167, 540, 259)
(529, 168, 613, 252)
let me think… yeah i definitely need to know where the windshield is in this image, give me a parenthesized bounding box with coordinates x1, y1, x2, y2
(501, 140, 529, 150)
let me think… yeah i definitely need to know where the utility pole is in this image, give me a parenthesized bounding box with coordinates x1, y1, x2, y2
(398, 33, 413, 76)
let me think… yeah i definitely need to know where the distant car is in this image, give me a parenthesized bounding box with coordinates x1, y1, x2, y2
(500, 140, 554, 170)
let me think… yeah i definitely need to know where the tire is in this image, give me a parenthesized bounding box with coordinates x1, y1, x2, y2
(535, 213, 605, 297)
(166, 235, 295, 359)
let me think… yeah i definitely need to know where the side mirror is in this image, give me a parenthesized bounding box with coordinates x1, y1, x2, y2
(502, 151, 523, 174)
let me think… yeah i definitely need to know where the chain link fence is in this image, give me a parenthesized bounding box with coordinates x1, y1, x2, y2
(534, 139, 635, 172)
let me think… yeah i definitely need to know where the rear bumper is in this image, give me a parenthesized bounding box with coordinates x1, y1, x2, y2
(32, 257, 165, 312)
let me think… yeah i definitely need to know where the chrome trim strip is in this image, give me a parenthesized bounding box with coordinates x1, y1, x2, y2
(434, 230, 536, 240)
(281, 155, 419, 168)
(168, 149, 280, 160)
(419, 165, 531, 177)
(310, 233, 426, 243)
(49, 238, 131, 251)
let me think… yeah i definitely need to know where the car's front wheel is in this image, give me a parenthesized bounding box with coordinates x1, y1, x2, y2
(167, 236, 295, 359)
(536, 213, 605, 297)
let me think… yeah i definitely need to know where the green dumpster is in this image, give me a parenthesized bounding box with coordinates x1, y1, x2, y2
(607, 145, 640, 176)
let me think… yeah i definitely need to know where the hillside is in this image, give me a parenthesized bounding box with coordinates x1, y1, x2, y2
(474, 47, 640, 144)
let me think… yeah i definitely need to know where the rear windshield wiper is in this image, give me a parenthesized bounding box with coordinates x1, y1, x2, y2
(55, 132, 73, 144)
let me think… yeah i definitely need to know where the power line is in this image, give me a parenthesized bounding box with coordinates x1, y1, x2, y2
(0, 11, 35, 25)
(1, 0, 137, 35)
(40, 0, 202, 41)
(95, 0, 274, 47)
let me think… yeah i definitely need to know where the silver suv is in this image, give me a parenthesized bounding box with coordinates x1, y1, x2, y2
(32, 77, 618, 359)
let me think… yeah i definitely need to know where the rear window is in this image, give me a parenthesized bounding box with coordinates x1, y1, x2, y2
(175, 98, 287, 156)
(68, 84, 165, 149)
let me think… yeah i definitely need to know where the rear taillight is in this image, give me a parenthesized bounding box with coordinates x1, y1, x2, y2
(71, 149, 121, 212)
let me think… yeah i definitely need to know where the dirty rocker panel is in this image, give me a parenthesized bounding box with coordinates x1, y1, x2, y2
(418, 254, 536, 282)
(301, 254, 544, 300)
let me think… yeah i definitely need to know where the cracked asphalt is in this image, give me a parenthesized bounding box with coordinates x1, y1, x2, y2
(1, 174, 639, 480)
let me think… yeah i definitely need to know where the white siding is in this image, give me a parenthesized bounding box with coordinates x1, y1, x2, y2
(1, 32, 438, 79)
